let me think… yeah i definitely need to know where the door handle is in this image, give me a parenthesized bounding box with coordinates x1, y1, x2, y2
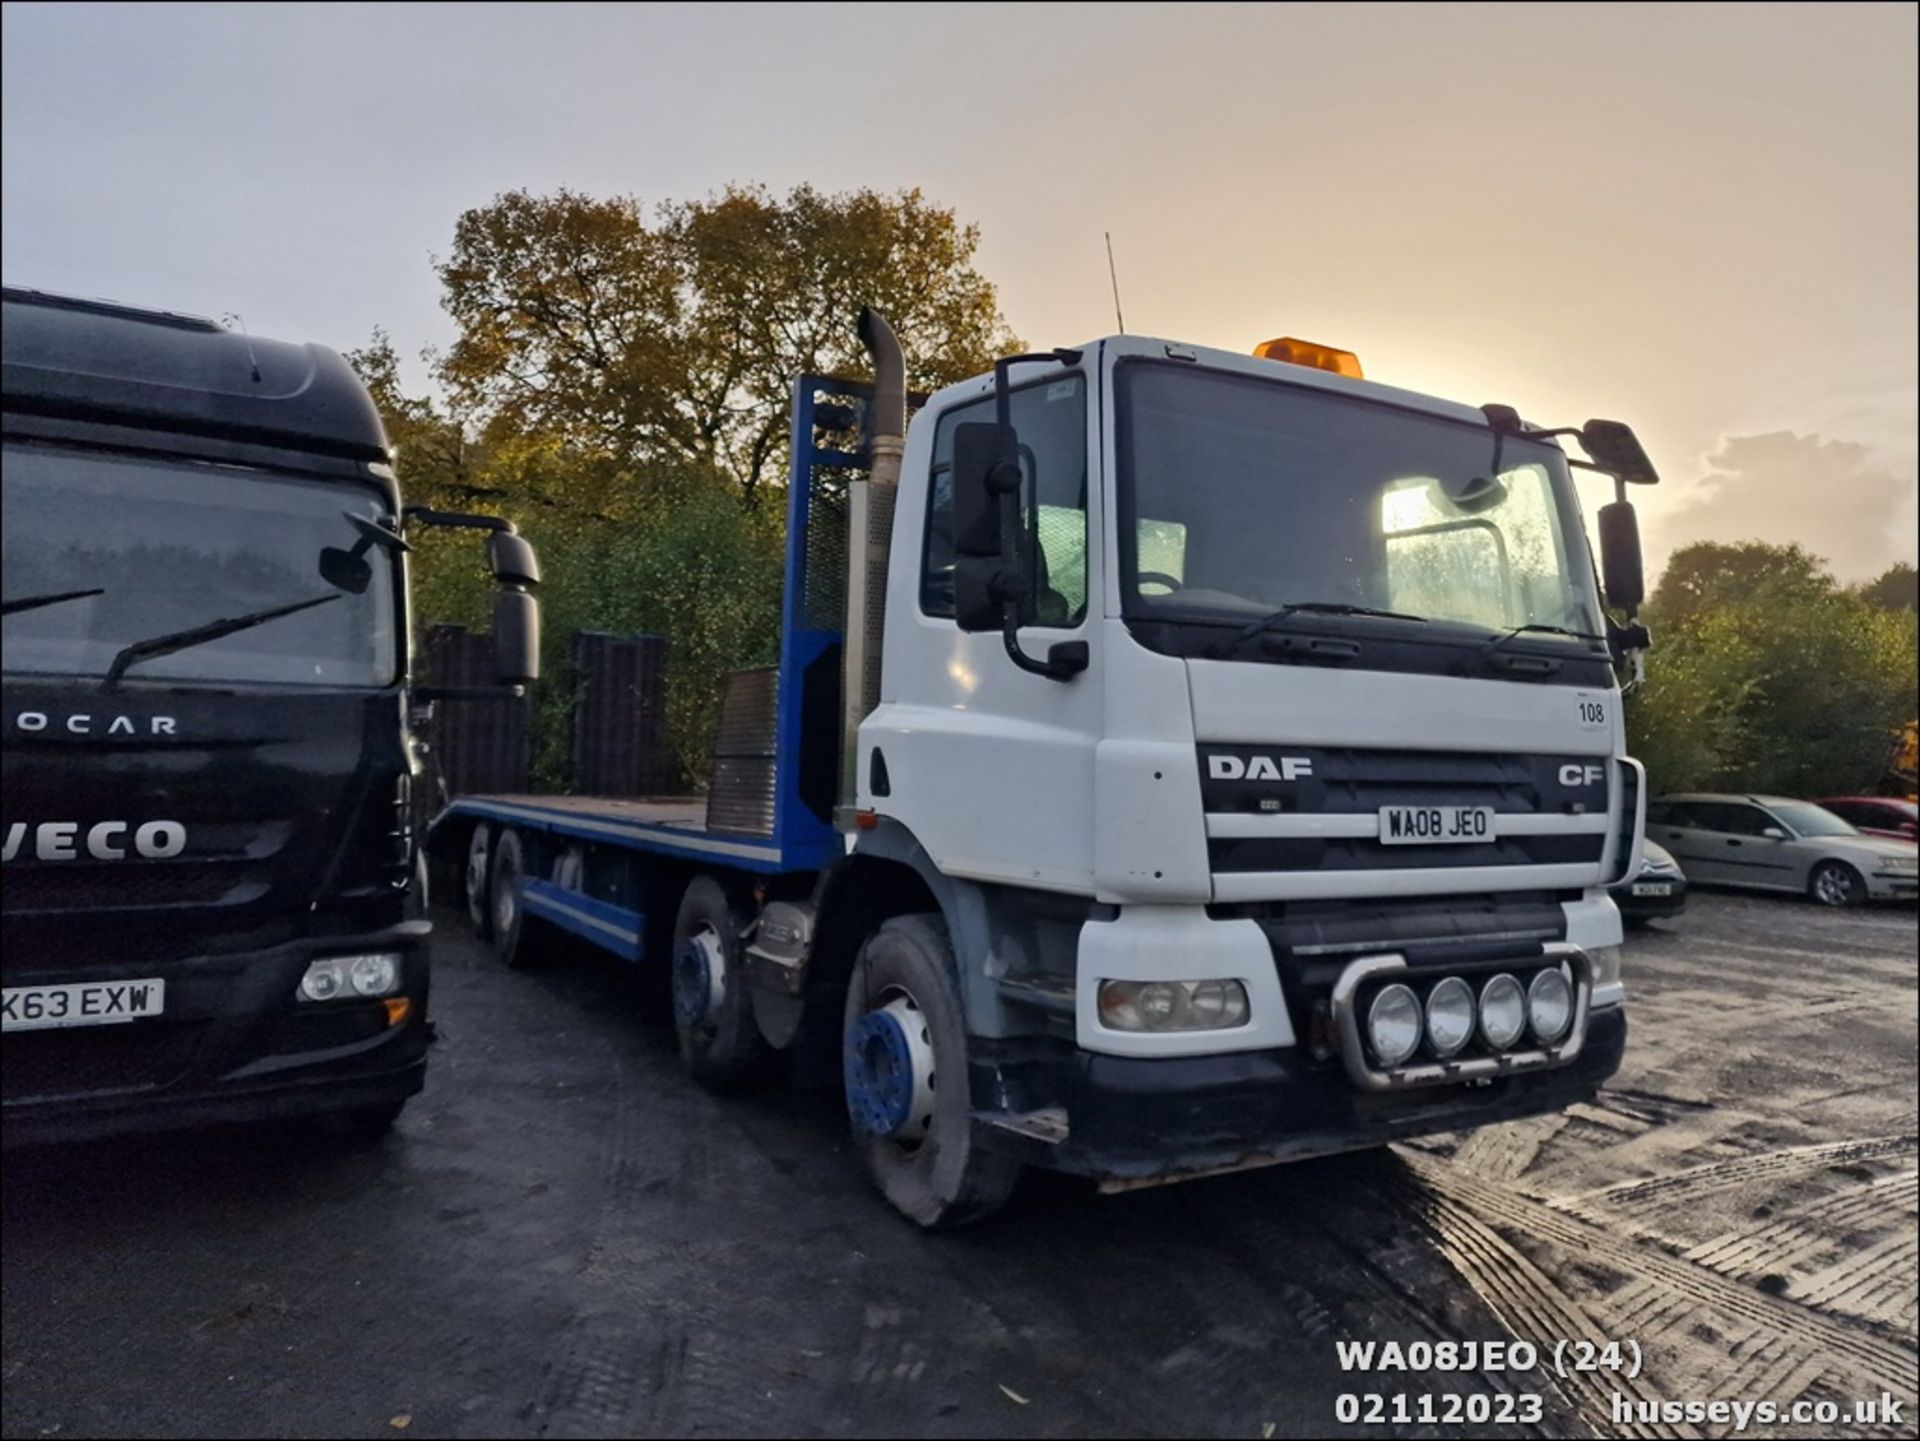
(1726, 839, 1742, 847)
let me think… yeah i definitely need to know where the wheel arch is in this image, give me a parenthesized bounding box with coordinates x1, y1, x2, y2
(795, 819, 1000, 1084)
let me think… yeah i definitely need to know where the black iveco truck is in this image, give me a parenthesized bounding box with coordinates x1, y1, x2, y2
(1, 287, 538, 1143)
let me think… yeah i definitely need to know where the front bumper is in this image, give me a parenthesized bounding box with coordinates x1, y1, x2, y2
(1866, 870, 1919, 900)
(972, 1005, 1627, 1183)
(2, 921, 431, 1147)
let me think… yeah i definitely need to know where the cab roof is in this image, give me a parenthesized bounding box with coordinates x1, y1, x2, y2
(1, 286, 388, 463)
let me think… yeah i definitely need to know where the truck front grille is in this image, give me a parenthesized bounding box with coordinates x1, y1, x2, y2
(1198, 744, 1611, 875)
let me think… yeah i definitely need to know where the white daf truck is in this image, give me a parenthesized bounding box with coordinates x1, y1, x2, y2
(438, 313, 1656, 1227)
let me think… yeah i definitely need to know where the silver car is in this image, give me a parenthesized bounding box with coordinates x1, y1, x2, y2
(1646, 794, 1920, 908)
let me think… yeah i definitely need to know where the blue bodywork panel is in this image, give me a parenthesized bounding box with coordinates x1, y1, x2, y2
(521, 878, 645, 961)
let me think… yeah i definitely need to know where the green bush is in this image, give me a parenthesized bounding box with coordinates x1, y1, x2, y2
(411, 467, 784, 793)
(1628, 542, 1919, 797)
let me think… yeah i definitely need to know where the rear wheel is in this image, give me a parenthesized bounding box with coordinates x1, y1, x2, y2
(842, 914, 1021, 1229)
(464, 824, 493, 937)
(488, 829, 541, 967)
(671, 876, 774, 1090)
(1809, 859, 1866, 909)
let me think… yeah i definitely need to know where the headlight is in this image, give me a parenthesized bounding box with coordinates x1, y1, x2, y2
(299, 959, 345, 1002)
(297, 952, 402, 1003)
(1527, 968, 1574, 1043)
(1877, 856, 1917, 874)
(1588, 945, 1623, 996)
(1098, 978, 1249, 1032)
(1424, 976, 1475, 1058)
(1366, 983, 1423, 1066)
(348, 953, 401, 997)
(1478, 973, 1527, 1049)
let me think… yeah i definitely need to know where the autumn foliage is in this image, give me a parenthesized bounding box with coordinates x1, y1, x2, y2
(351, 184, 1018, 789)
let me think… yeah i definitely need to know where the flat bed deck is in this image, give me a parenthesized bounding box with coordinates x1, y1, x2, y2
(441, 793, 803, 871)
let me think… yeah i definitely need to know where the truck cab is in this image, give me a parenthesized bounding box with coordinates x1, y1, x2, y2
(1, 287, 535, 1144)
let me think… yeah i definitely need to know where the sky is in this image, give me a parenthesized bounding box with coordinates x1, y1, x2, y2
(3, 2, 1915, 581)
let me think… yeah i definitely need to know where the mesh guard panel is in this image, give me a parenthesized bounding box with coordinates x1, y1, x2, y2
(706, 667, 779, 837)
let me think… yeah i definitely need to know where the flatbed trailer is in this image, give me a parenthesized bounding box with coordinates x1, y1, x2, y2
(434, 314, 1656, 1228)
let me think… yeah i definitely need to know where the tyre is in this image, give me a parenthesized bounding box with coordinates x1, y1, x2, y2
(842, 914, 1021, 1229)
(488, 829, 541, 968)
(464, 824, 493, 937)
(671, 876, 774, 1090)
(1809, 859, 1866, 909)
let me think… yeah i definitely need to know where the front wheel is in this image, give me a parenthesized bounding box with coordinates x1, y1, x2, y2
(1809, 859, 1866, 909)
(842, 914, 1021, 1229)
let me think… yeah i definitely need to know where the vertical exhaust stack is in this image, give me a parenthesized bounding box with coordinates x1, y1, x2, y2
(840, 308, 906, 827)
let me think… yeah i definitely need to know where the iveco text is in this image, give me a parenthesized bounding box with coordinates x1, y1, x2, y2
(3, 820, 186, 861)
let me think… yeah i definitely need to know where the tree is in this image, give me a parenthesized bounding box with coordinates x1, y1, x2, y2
(1649, 540, 1832, 625)
(434, 184, 1020, 502)
(347, 337, 784, 789)
(1629, 542, 1919, 795)
(1859, 560, 1918, 613)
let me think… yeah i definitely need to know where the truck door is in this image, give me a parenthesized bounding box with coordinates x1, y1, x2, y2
(875, 367, 1108, 894)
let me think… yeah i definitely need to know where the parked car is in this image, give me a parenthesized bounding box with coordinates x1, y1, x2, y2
(1814, 796, 1919, 843)
(1645, 794, 1919, 908)
(1611, 838, 1688, 924)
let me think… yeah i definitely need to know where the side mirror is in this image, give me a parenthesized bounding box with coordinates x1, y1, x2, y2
(318, 547, 372, 594)
(1597, 500, 1645, 615)
(1582, 420, 1659, 486)
(488, 531, 541, 588)
(491, 589, 540, 686)
(1762, 826, 1787, 841)
(951, 421, 1025, 633)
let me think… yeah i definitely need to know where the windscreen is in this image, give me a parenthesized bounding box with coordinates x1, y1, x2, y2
(1769, 801, 1858, 839)
(1117, 363, 1601, 637)
(1, 443, 398, 686)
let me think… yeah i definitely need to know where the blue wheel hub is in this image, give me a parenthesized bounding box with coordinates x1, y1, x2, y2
(845, 1008, 917, 1139)
(673, 937, 712, 1028)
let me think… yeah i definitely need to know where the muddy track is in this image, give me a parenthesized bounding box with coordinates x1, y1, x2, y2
(1555, 1134, 1920, 1219)
(1400, 1151, 1919, 1435)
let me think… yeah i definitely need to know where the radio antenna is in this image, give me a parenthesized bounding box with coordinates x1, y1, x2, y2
(1105, 232, 1126, 334)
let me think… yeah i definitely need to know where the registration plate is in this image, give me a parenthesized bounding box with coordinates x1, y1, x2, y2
(1378, 805, 1495, 845)
(1631, 882, 1673, 897)
(1, 979, 166, 1032)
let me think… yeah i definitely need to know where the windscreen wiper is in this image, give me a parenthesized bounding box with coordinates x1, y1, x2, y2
(1227, 601, 1427, 646)
(1486, 622, 1607, 647)
(1, 587, 105, 618)
(102, 593, 342, 687)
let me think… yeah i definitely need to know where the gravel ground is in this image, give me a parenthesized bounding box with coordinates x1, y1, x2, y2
(3, 890, 1914, 1439)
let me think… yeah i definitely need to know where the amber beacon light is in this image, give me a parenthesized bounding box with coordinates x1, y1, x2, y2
(1253, 337, 1364, 379)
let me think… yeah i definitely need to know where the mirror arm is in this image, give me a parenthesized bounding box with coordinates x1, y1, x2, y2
(979, 348, 1089, 682)
(989, 482, 1086, 680)
(402, 505, 519, 535)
